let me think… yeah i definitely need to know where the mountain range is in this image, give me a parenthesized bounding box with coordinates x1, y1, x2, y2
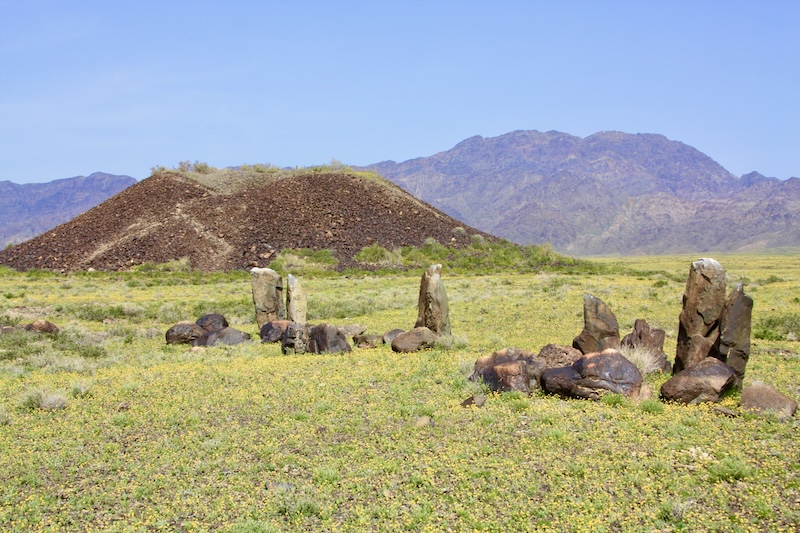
(2, 130, 798, 259)
(0, 173, 136, 248)
(367, 130, 799, 255)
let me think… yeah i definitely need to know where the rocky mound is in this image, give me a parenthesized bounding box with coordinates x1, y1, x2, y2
(0, 170, 490, 272)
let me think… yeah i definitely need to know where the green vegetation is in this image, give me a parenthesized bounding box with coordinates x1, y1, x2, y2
(0, 254, 798, 531)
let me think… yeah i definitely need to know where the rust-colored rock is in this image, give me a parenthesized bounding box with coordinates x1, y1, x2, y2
(674, 258, 726, 374)
(572, 294, 620, 355)
(24, 319, 60, 335)
(391, 327, 437, 353)
(660, 357, 735, 404)
(469, 347, 545, 393)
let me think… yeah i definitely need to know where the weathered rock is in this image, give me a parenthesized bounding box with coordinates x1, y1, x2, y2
(193, 327, 251, 347)
(572, 294, 620, 354)
(166, 321, 206, 344)
(383, 328, 405, 344)
(281, 322, 309, 355)
(391, 327, 437, 352)
(414, 264, 451, 335)
(24, 319, 60, 335)
(196, 313, 228, 332)
(674, 258, 726, 374)
(470, 347, 544, 393)
(353, 334, 385, 349)
(541, 349, 643, 400)
(335, 324, 367, 338)
(621, 319, 671, 372)
(251, 267, 285, 328)
(308, 323, 352, 354)
(660, 357, 735, 404)
(535, 344, 583, 369)
(0, 325, 16, 335)
(741, 381, 797, 420)
(571, 349, 643, 398)
(719, 283, 753, 388)
(260, 320, 292, 343)
(286, 274, 307, 324)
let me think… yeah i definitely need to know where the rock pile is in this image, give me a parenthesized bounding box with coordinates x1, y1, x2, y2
(166, 313, 251, 347)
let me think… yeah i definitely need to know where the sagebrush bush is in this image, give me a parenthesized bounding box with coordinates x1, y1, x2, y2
(618, 344, 665, 375)
(19, 389, 68, 411)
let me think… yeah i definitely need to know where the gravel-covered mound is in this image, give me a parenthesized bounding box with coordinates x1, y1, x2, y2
(0, 170, 491, 272)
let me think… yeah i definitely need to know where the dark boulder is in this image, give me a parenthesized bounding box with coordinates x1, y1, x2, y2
(535, 344, 582, 369)
(391, 327, 437, 353)
(196, 313, 228, 332)
(166, 321, 206, 345)
(24, 319, 60, 335)
(354, 334, 385, 349)
(572, 294, 620, 355)
(194, 327, 251, 347)
(719, 283, 753, 388)
(741, 381, 797, 420)
(470, 347, 544, 393)
(660, 357, 735, 404)
(542, 349, 643, 400)
(308, 323, 352, 354)
(260, 320, 292, 343)
(383, 328, 405, 344)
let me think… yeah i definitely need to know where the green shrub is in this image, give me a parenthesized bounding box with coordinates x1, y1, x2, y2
(754, 313, 800, 341)
(707, 457, 753, 482)
(19, 389, 68, 411)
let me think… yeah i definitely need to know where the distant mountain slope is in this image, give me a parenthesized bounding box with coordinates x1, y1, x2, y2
(0, 169, 490, 272)
(0, 172, 136, 247)
(366, 130, 798, 255)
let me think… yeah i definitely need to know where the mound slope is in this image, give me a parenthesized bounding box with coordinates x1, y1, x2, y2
(0, 170, 490, 272)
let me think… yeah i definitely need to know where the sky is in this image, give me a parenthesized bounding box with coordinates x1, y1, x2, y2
(1, 0, 798, 183)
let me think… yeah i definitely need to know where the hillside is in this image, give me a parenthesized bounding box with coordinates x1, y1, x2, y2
(367, 130, 799, 255)
(0, 168, 491, 272)
(0, 173, 136, 248)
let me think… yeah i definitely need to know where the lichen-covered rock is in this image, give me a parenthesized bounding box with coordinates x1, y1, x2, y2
(286, 274, 307, 324)
(281, 322, 309, 355)
(572, 294, 620, 354)
(414, 264, 451, 335)
(251, 267, 285, 328)
(660, 357, 735, 404)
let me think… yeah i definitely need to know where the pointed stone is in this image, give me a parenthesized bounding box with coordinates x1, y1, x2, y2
(414, 264, 451, 335)
(674, 258, 726, 374)
(251, 267, 285, 328)
(572, 294, 620, 354)
(719, 283, 753, 389)
(286, 274, 307, 324)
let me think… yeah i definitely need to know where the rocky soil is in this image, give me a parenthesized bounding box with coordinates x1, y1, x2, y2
(0, 171, 490, 272)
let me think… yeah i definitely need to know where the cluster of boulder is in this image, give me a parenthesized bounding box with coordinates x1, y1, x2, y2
(469, 258, 797, 420)
(254, 264, 452, 355)
(165, 312, 251, 347)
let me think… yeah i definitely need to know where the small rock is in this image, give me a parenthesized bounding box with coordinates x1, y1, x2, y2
(461, 394, 487, 408)
(415, 416, 433, 428)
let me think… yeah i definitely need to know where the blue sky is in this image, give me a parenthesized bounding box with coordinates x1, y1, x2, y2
(1, 0, 798, 183)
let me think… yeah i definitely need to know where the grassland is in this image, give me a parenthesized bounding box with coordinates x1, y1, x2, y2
(0, 254, 799, 532)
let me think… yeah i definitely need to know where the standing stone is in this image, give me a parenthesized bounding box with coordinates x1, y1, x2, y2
(674, 258, 727, 374)
(719, 283, 753, 389)
(572, 294, 620, 355)
(414, 264, 451, 336)
(251, 267, 285, 328)
(286, 274, 307, 325)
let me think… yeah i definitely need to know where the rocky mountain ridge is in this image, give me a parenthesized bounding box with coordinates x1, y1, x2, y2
(367, 130, 797, 255)
(0, 172, 136, 248)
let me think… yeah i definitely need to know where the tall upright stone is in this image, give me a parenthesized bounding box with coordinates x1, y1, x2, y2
(251, 267, 285, 328)
(286, 274, 307, 325)
(414, 264, 451, 335)
(572, 294, 620, 355)
(674, 258, 726, 374)
(719, 283, 753, 388)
